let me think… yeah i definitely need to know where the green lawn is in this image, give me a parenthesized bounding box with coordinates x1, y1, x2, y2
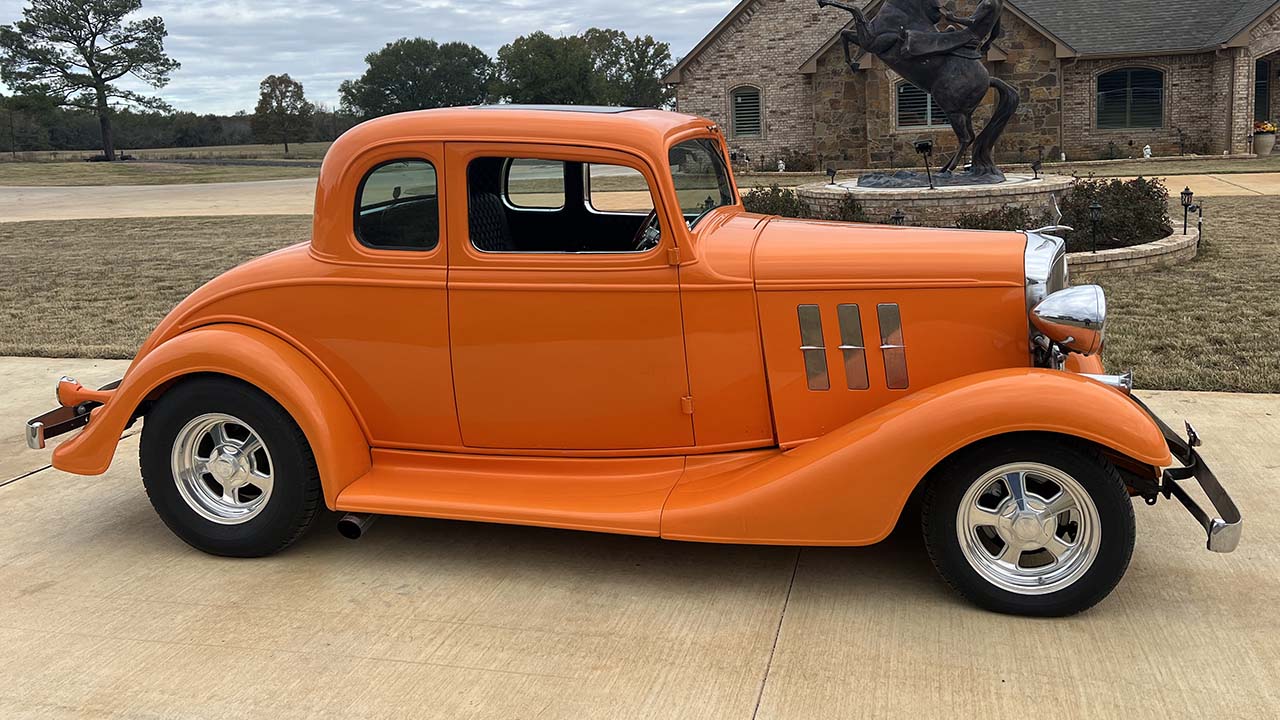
(0, 161, 319, 187)
(1, 201, 1276, 393)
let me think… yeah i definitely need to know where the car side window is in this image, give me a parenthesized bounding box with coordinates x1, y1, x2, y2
(355, 159, 439, 251)
(505, 158, 566, 210)
(468, 155, 662, 254)
(586, 164, 655, 214)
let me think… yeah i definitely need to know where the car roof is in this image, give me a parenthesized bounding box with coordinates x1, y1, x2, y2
(323, 106, 714, 170)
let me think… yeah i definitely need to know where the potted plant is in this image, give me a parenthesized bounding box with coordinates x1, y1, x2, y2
(1256, 120, 1278, 157)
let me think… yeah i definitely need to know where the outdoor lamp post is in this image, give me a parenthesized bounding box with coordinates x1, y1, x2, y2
(1181, 186, 1195, 234)
(1088, 201, 1103, 253)
(914, 139, 935, 189)
(890, 209, 907, 226)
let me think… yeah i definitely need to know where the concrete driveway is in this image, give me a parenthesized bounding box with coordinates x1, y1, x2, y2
(0, 179, 317, 223)
(1, 356, 1277, 719)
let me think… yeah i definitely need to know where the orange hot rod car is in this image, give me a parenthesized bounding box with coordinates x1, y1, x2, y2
(27, 106, 1240, 616)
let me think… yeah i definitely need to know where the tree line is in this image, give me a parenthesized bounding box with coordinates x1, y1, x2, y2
(0, 0, 674, 159)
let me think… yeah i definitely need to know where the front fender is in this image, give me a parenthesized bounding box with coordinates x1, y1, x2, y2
(662, 369, 1172, 546)
(53, 324, 371, 507)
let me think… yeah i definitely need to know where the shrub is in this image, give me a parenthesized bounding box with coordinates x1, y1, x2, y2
(1060, 176, 1171, 251)
(832, 194, 869, 223)
(956, 205, 1050, 231)
(741, 184, 809, 217)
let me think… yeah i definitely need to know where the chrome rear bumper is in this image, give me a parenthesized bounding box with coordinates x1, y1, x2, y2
(25, 378, 122, 450)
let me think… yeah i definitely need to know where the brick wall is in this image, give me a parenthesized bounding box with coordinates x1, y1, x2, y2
(673, 0, 851, 168)
(1062, 54, 1217, 160)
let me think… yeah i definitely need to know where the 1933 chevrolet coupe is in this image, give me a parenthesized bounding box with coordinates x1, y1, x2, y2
(26, 106, 1240, 616)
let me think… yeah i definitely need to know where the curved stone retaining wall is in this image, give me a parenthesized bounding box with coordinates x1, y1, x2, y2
(1068, 226, 1200, 274)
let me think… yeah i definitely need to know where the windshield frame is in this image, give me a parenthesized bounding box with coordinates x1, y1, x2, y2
(666, 135, 739, 229)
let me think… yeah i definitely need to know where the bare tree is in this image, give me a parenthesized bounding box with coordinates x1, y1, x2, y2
(0, 0, 180, 161)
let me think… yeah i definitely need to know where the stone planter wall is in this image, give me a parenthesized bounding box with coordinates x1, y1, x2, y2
(1068, 226, 1200, 274)
(797, 174, 1075, 228)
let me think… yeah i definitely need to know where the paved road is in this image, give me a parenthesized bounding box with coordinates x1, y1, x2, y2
(2, 356, 1277, 718)
(4, 172, 1280, 224)
(0, 178, 317, 222)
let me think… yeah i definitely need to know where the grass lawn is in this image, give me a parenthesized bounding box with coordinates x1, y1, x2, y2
(0, 215, 312, 358)
(1, 200, 1276, 393)
(1077, 195, 1280, 392)
(9, 141, 333, 163)
(0, 161, 319, 187)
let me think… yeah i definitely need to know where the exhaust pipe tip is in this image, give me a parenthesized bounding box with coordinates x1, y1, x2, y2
(337, 513, 375, 540)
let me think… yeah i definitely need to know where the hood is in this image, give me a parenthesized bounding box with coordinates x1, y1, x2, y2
(752, 218, 1026, 291)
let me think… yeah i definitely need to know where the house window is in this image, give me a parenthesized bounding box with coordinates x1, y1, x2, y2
(1097, 68, 1164, 129)
(1257, 59, 1272, 123)
(896, 82, 949, 128)
(731, 86, 763, 137)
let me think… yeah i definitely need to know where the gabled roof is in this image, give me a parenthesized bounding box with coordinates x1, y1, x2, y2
(1010, 0, 1280, 56)
(672, 0, 1280, 84)
(663, 0, 760, 84)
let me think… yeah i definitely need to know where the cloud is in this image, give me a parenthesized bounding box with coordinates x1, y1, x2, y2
(0, 0, 736, 114)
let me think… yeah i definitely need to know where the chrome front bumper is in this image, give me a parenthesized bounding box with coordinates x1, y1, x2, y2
(1136, 398, 1243, 553)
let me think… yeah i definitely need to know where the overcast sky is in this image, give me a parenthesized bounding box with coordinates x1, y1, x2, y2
(0, 0, 736, 114)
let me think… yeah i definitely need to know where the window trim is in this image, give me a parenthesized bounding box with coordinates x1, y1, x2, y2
(465, 151, 666, 258)
(502, 157, 567, 212)
(729, 84, 764, 139)
(1094, 66, 1166, 130)
(353, 158, 441, 253)
(895, 81, 950, 130)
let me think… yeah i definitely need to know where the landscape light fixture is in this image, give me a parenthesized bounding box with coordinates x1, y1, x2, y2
(1030, 158, 1043, 180)
(827, 166, 839, 185)
(1088, 201, 1103, 253)
(890, 209, 907, 226)
(1181, 187, 1195, 234)
(914, 139, 935, 189)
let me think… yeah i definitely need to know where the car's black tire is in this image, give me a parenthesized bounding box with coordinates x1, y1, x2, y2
(921, 436, 1135, 617)
(140, 377, 322, 557)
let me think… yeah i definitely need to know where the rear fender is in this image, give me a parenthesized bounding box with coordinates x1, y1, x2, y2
(53, 324, 371, 507)
(661, 369, 1171, 545)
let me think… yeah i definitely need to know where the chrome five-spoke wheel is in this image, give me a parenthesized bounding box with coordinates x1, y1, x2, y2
(956, 463, 1100, 595)
(171, 413, 274, 525)
(923, 438, 1136, 616)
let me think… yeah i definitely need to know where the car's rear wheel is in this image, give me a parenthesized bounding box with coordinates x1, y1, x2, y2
(140, 377, 322, 557)
(922, 437, 1135, 616)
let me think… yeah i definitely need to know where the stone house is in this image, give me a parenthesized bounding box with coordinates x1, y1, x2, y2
(664, 0, 1280, 169)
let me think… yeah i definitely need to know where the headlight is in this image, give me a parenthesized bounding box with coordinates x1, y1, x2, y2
(1032, 285, 1107, 356)
(1024, 231, 1069, 311)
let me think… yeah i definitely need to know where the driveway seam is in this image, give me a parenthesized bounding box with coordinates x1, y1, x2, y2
(1, 465, 52, 489)
(751, 549, 801, 720)
(1208, 174, 1265, 195)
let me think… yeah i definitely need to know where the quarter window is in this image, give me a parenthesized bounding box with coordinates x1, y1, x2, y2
(897, 82, 949, 128)
(1097, 68, 1164, 129)
(586, 164, 654, 214)
(731, 86, 763, 138)
(355, 159, 439, 250)
(505, 158, 566, 209)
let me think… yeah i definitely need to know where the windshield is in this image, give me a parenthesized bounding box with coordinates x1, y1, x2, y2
(668, 138, 737, 227)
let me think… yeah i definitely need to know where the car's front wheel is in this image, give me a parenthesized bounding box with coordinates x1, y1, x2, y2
(922, 437, 1135, 616)
(140, 377, 322, 557)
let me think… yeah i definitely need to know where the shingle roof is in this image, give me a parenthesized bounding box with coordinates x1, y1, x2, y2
(1010, 0, 1279, 56)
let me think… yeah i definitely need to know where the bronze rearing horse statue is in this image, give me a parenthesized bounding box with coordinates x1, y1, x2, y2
(818, 0, 1017, 180)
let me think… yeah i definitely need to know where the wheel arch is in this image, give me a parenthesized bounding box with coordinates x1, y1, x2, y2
(662, 369, 1172, 546)
(52, 324, 371, 507)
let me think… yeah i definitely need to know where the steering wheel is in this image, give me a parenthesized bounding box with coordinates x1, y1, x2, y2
(633, 210, 661, 252)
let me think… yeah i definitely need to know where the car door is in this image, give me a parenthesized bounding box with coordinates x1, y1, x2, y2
(444, 142, 695, 451)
